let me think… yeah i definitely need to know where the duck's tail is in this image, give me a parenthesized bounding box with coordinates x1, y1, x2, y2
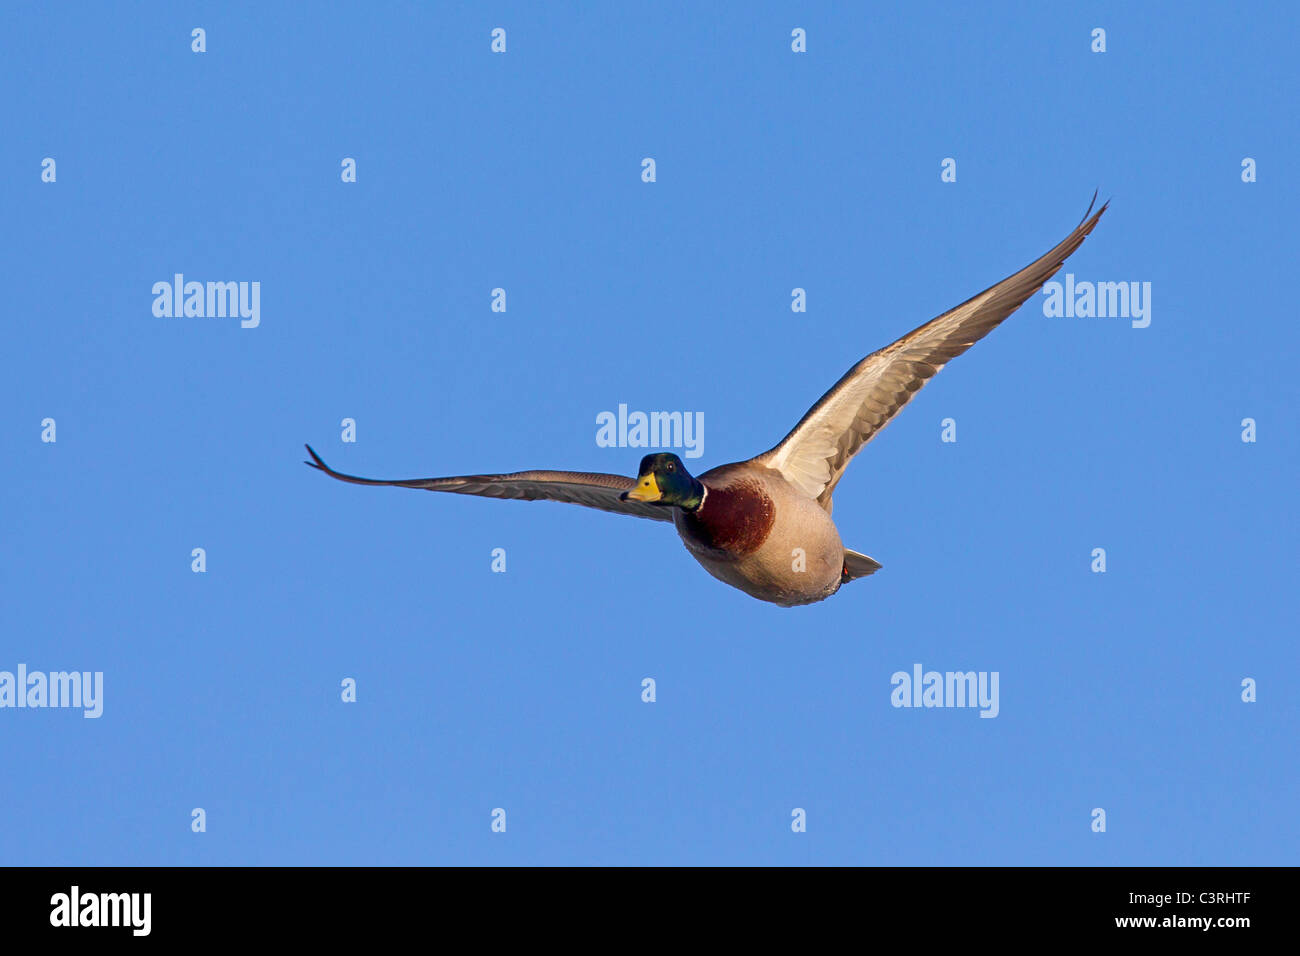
(841, 548, 883, 583)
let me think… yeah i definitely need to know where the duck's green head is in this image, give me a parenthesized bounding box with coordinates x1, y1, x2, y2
(621, 453, 704, 510)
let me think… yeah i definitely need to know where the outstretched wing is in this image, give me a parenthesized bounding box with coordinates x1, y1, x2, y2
(304, 445, 673, 522)
(757, 195, 1108, 507)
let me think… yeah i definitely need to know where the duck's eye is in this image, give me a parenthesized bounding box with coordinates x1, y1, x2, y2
(667, 462, 675, 472)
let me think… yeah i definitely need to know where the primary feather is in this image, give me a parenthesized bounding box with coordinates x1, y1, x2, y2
(303, 445, 673, 522)
(758, 196, 1108, 507)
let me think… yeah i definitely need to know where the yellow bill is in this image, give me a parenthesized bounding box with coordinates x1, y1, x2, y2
(624, 472, 662, 502)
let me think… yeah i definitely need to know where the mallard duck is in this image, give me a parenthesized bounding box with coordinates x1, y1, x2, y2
(306, 197, 1106, 606)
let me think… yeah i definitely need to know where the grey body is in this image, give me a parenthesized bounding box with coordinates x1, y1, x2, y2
(672, 464, 846, 607)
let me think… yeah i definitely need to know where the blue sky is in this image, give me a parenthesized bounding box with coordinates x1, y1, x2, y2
(2, 1, 1296, 865)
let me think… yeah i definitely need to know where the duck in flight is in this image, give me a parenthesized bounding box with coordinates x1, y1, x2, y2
(306, 197, 1107, 606)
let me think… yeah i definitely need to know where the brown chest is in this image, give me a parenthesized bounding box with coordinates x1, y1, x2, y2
(676, 479, 776, 557)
